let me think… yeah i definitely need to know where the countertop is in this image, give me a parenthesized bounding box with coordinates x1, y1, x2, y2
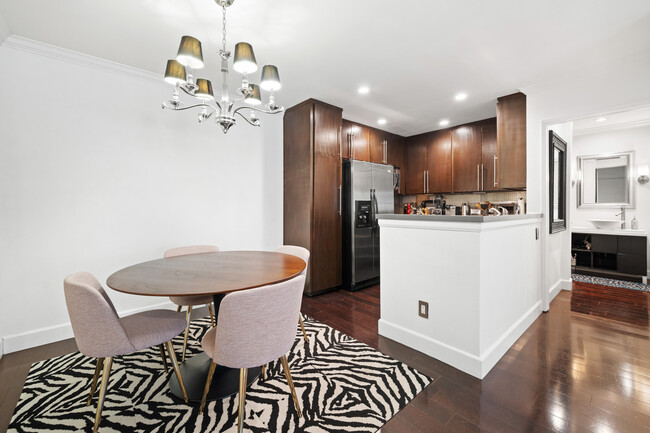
(571, 226, 647, 237)
(377, 213, 542, 223)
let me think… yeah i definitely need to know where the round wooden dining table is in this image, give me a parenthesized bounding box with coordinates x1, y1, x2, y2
(106, 251, 306, 402)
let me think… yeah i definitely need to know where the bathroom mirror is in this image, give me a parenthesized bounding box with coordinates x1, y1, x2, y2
(577, 151, 634, 208)
(549, 131, 567, 233)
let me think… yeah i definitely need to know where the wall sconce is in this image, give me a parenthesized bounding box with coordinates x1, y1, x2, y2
(639, 165, 649, 184)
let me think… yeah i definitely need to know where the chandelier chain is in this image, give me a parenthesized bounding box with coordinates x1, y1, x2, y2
(221, 5, 227, 53)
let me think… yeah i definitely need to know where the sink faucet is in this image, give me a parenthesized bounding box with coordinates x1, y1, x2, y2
(616, 207, 626, 229)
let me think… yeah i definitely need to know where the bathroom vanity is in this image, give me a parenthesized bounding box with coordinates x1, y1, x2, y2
(571, 227, 648, 283)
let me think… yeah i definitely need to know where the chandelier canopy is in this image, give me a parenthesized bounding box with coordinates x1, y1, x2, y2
(162, 0, 284, 133)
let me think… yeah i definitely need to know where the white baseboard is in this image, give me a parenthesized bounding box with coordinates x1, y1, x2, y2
(378, 301, 541, 379)
(0, 337, 4, 359)
(379, 319, 483, 378)
(478, 301, 542, 377)
(2, 300, 175, 355)
(549, 278, 572, 302)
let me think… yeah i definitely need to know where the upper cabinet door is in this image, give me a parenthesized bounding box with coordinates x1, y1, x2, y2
(314, 103, 343, 157)
(497, 93, 526, 189)
(350, 123, 370, 162)
(369, 129, 386, 164)
(386, 134, 402, 168)
(452, 125, 482, 192)
(404, 134, 429, 194)
(341, 119, 353, 159)
(427, 130, 452, 193)
(481, 121, 498, 192)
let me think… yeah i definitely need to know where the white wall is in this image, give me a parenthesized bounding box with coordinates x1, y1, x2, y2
(0, 37, 284, 354)
(570, 125, 650, 273)
(522, 50, 650, 309)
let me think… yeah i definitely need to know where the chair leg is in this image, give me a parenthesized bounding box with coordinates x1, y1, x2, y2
(280, 355, 301, 418)
(87, 357, 104, 406)
(165, 341, 188, 403)
(208, 303, 215, 327)
(237, 368, 248, 433)
(158, 344, 169, 373)
(182, 306, 193, 362)
(176, 305, 182, 313)
(298, 315, 309, 343)
(199, 361, 217, 414)
(93, 356, 113, 433)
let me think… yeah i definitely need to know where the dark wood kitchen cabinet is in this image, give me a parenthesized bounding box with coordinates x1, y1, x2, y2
(451, 124, 483, 192)
(404, 132, 429, 194)
(497, 92, 527, 189)
(428, 130, 452, 193)
(481, 122, 498, 191)
(369, 128, 385, 164)
(342, 119, 370, 162)
(284, 99, 342, 295)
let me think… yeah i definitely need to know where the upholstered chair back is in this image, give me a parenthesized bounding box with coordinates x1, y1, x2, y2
(274, 245, 310, 277)
(63, 272, 134, 358)
(212, 275, 305, 368)
(164, 245, 220, 258)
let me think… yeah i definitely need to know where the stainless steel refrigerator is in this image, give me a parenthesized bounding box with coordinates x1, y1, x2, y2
(343, 160, 395, 291)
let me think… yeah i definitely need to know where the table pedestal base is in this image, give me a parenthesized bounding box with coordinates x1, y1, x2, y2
(169, 353, 261, 402)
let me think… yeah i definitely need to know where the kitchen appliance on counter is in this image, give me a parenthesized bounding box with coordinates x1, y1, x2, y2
(343, 160, 395, 291)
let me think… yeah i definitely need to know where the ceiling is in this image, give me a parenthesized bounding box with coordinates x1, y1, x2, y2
(573, 105, 650, 135)
(1, 0, 650, 137)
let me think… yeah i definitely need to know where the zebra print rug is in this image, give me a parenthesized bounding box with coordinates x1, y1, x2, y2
(8, 316, 431, 432)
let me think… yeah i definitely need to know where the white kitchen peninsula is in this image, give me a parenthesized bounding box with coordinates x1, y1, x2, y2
(377, 214, 543, 379)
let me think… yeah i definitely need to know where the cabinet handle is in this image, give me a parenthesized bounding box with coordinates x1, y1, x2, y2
(384, 140, 387, 164)
(493, 155, 497, 187)
(352, 133, 355, 160)
(338, 185, 342, 215)
(427, 170, 430, 193)
(423, 170, 426, 193)
(477, 164, 480, 191)
(338, 126, 342, 158)
(481, 164, 484, 191)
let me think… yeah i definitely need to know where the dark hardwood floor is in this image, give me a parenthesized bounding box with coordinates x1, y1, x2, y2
(2, 284, 650, 432)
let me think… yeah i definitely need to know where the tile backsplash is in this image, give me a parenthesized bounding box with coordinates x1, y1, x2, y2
(400, 191, 527, 211)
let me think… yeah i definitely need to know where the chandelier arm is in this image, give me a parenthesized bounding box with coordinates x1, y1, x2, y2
(232, 105, 285, 116)
(164, 102, 220, 113)
(234, 110, 261, 126)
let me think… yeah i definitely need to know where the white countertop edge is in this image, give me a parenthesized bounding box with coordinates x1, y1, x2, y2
(379, 216, 541, 232)
(571, 226, 647, 237)
(377, 213, 542, 223)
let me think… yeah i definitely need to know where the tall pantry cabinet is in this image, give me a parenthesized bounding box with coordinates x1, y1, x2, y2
(284, 99, 343, 296)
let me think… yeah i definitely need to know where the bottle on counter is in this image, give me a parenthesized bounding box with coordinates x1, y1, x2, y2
(632, 217, 638, 230)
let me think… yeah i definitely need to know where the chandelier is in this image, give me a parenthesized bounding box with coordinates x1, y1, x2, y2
(161, 0, 284, 133)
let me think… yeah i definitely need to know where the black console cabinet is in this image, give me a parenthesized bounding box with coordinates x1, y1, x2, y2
(572, 232, 647, 283)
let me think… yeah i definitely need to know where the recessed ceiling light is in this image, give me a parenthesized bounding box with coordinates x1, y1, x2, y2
(596, 117, 607, 122)
(377, 118, 387, 125)
(455, 93, 467, 101)
(358, 86, 370, 94)
(439, 119, 449, 126)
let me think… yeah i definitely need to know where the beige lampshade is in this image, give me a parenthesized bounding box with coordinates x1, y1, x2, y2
(233, 42, 258, 74)
(244, 84, 262, 106)
(164, 59, 187, 85)
(176, 36, 204, 69)
(195, 79, 214, 100)
(260, 65, 281, 91)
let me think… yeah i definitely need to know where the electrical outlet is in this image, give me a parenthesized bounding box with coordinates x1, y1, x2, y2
(418, 301, 429, 318)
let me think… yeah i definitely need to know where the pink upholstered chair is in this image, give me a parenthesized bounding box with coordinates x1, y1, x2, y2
(64, 272, 188, 433)
(274, 245, 310, 342)
(164, 245, 220, 362)
(198, 275, 306, 431)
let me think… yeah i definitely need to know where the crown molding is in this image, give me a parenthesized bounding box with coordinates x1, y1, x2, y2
(1, 35, 162, 84)
(574, 118, 650, 136)
(0, 12, 10, 44)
